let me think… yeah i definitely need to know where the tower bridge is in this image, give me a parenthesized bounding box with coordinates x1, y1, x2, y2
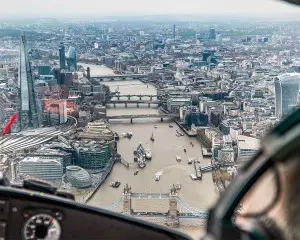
(105, 184, 208, 228)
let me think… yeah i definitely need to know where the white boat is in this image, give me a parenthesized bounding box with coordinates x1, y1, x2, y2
(188, 158, 193, 164)
(155, 174, 160, 181)
(176, 155, 182, 162)
(145, 148, 152, 160)
(190, 174, 197, 180)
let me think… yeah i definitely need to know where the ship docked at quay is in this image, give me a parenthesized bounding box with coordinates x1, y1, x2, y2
(134, 143, 147, 168)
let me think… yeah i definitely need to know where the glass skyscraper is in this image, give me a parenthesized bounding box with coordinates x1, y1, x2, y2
(66, 46, 77, 72)
(18, 33, 40, 130)
(275, 73, 300, 119)
(59, 42, 66, 70)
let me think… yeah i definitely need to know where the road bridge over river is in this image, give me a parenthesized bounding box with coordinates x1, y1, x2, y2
(105, 184, 208, 228)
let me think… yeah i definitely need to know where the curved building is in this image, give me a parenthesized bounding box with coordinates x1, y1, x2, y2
(66, 46, 77, 72)
(64, 165, 92, 188)
(275, 73, 300, 119)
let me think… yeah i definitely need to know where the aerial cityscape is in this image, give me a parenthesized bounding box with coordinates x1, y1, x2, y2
(0, 12, 300, 237)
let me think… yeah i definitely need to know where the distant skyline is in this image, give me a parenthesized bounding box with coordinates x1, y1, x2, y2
(0, 0, 299, 18)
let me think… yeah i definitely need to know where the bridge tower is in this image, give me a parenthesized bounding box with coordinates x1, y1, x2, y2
(122, 184, 132, 215)
(166, 185, 179, 227)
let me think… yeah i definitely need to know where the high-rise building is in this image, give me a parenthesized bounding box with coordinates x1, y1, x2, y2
(173, 25, 176, 39)
(59, 42, 66, 70)
(275, 73, 300, 119)
(208, 29, 216, 40)
(66, 46, 77, 72)
(18, 33, 40, 130)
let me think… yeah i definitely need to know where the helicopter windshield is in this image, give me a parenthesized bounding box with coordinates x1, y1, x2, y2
(0, 0, 299, 239)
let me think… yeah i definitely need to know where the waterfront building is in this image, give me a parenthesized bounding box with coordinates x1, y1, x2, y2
(237, 135, 260, 165)
(59, 42, 66, 70)
(79, 121, 114, 141)
(275, 73, 300, 119)
(74, 142, 112, 169)
(17, 33, 40, 130)
(212, 135, 235, 165)
(18, 156, 63, 185)
(64, 165, 92, 188)
(167, 98, 191, 114)
(66, 46, 77, 72)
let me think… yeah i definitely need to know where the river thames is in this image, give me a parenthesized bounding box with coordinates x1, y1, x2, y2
(82, 64, 219, 238)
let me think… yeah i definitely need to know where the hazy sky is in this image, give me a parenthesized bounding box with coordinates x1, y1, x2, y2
(1, 0, 299, 17)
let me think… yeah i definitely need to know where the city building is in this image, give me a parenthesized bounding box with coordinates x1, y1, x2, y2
(167, 98, 191, 114)
(17, 156, 63, 185)
(59, 42, 66, 70)
(43, 99, 67, 125)
(17, 33, 40, 131)
(237, 135, 260, 165)
(37, 65, 51, 76)
(78, 121, 114, 141)
(275, 73, 300, 119)
(208, 29, 216, 40)
(64, 165, 92, 188)
(66, 46, 77, 72)
(31, 147, 72, 173)
(74, 142, 113, 169)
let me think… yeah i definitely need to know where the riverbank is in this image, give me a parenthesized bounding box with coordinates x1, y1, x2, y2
(174, 120, 197, 137)
(74, 158, 116, 204)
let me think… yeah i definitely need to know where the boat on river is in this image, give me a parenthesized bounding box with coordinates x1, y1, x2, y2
(145, 144, 152, 160)
(150, 132, 155, 142)
(110, 181, 121, 188)
(155, 174, 160, 181)
(136, 143, 146, 168)
(138, 155, 146, 168)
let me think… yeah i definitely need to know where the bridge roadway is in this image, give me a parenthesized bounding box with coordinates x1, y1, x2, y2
(131, 193, 170, 199)
(110, 93, 158, 98)
(92, 74, 146, 79)
(108, 100, 159, 104)
(107, 114, 177, 120)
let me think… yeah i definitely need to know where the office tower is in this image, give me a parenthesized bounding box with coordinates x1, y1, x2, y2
(208, 29, 216, 40)
(59, 42, 66, 70)
(66, 46, 77, 72)
(18, 33, 40, 130)
(173, 25, 176, 39)
(275, 73, 300, 119)
(18, 156, 63, 186)
(87, 67, 91, 80)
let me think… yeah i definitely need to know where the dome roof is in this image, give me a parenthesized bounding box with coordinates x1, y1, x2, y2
(64, 165, 92, 188)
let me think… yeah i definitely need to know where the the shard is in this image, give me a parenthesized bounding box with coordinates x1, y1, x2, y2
(18, 33, 40, 130)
